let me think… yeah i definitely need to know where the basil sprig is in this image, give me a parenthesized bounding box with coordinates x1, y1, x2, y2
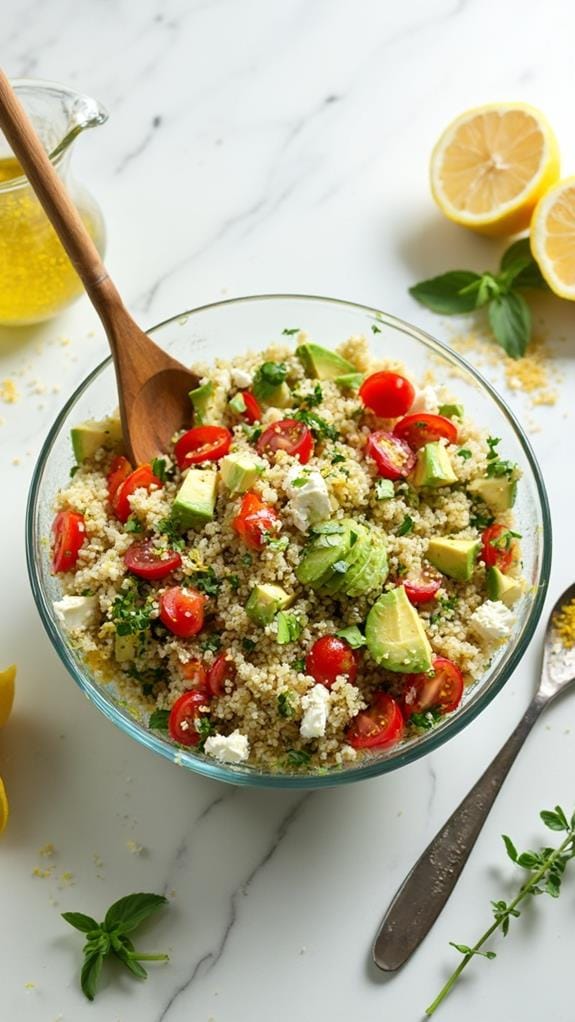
(409, 239, 548, 359)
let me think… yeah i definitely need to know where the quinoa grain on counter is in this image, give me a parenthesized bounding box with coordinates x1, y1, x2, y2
(49, 334, 526, 773)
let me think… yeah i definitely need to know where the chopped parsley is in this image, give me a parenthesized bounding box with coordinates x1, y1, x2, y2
(200, 634, 222, 653)
(371, 323, 382, 334)
(410, 707, 442, 730)
(282, 327, 300, 336)
(397, 515, 414, 536)
(489, 529, 521, 551)
(293, 408, 339, 441)
(253, 360, 288, 402)
(242, 637, 256, 653)
(242, 423, 263, 442)
(470, 508, 495, 529)
(151, 457, 168, 483)
(157, 514, 186, 551)
(292, 657, 306, 672)
(331, 452, 346, 465)
(187, 566, 220, 596)
(285, 749, 311, 768)
(241, 553, 253, 566)
(124, 515, 143, 533)
(277, 691, 295, 717)
(69, 464, 80, 478)
(227, 574, 240, 591)
(149, 708, 169, 730)
(293, 383, 323, 410)
(457, 449, 472, 460)
(195, 715, 215, 750)
(111, 581, 152, 636)
(430, 595, 458, 625)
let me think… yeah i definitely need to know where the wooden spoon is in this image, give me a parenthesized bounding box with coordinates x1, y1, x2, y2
(0, 70, 198, 464)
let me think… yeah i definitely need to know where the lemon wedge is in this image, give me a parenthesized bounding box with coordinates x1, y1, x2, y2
(0, 664, 15, 728)
(0, 777, 8, 834)
(430, 103, 560, 236)
(530, 177, 575, 299)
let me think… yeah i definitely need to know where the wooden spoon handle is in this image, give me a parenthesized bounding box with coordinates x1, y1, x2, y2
(0, 69, 120, 308)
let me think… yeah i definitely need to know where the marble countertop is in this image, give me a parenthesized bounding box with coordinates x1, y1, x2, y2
(2, 1, 575, 1019)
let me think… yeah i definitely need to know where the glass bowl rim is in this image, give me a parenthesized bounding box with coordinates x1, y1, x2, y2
(25, 292, 552, 788)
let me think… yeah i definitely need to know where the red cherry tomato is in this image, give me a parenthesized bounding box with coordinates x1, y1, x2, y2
(401, 656, 464, 719)
(237, 391, 262, 424)
(207, 652, 237, 696)
(113, 465, 163, 523)
(168, 689, 210, 747)
(403, 576, 441, 605)
(366, 430, 416, 480)
(393, 413, 458, 449)
(124, 540, 182, 580)
(174, 425, 232, 470)
(232, 492, 280, 549)
(347, 692, 404, 749)
(359, 371, 415, 418)
(256, 419, 314, 463)
(51, 510, 86, 573)
(481, 524, 517, 573)
(180, 659, 209, 692)
(107, 455, 132, 504)
(305, 636, 358, 688)
(159, 586, 207, 638)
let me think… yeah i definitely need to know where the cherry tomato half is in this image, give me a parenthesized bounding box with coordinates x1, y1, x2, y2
(207, 652, 237, 696)
(347, 692, 404, 749)
(393, 413, 458, 450)
(107, 455, 132, 504)
(180, 659, 208, 692)
(124, 540, 182, 580)
(481, 524, 518, 573)
(359, 371, 415, 418)
(305, 636, 358, 688)
(256, 419, 314, 464)
(232, 492, 280, 549)
(174, 425, 232, 470)
(159, 586, 207, 638)
(51, 510, 86, 573)
(366, 430, 416, 480)
(113, 465, 163, 523)
(238, 391, 262, 424)
(403, 576, 441, 606)
(401, 656, 464, 719)
(168, 689, 210, 747)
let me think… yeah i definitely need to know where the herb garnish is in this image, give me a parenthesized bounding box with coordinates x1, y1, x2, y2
(293, 382, 323, 409)
(335, 624, 367, 649)
(62, 892, 169, 1001)
(282, 327, 300, 336)
(285, 749, 311, 768)
(149, 709, 169, 730)
(457, 449, 472, 460)
(410, 707, 442, 730)
(397, 515, 414, 536)
(187, 566, 220, 596)
(151, 457, 168, 483)
(242, 638, 256, 653)
(200, 634, 222, 653)
(124, 515, 143, 533)
(409, 238, 549, 358)
(371, 323, 382, 334)
(157, 514, 186, 551)
(111, 581, 152, 636)
(277, 691, 295, 717)
(293, 408, 339, 441)
(426, 807, 575, 1015)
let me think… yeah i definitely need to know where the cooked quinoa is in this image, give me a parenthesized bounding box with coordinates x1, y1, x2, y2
(51, 334, 525, 773)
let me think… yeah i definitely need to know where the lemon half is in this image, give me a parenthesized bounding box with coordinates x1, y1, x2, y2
(530, 177, 575, 300)
(430, 103, 560, 236)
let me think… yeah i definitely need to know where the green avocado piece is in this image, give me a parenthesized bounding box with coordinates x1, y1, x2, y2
(427, 537, 479, 582)
(296, 343, 356, 381)
(468, 476, 517, 512)
(246, 583, 293, 626)
(486, 566, 522, 607)
(365, 586, 433, 673)
(438, 403, 464, 419)
(412, 442, 457, 488)
(220, 452, 265, 494)
(320, 524, 370, 595)
(295, 522, 352, 586)
(71, 416, 123, 462)
(172, 468, 218, 530)
(251, 379, 292, 408)
(346, 537, 389, 597)
(335, 372, 364, 391)
(114, 633, 137, 663)
(188, 381, 215, 423)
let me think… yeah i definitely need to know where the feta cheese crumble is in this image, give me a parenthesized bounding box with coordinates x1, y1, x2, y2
(470, 600, 515, 643)
(204, 730, 250, 764)
(411, 385, 439, 414)
(300, 684, 330, 738)
(284, 465, 331, 532)
(231, 367, 253, 389)
(53, 595, 98, 631)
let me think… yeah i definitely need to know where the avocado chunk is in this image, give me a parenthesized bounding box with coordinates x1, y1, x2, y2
(438, 403, 464, 419)
(365, 586, 433, 673)
(412, 442, 457, 488)
(486, 566, 522, 607)
(296, 343, 356, 381)
(220, 452, 265, 494)
(188, 381, 215, 423)
(468, 476, 517, 512)
(427, 537, 479, 582)
(335, 372, 364, 391)
(346, 537, 388, 598)
(114, 633, 137, 663)
(296, 519, 388, 597)
(321, 522, 371, 595)
(172, 469, 218, 530)
(295, 521, 351, 586)
(246, 583, 293, 626)
(71, 416, 123, 462)
(252, 362, 292, 408)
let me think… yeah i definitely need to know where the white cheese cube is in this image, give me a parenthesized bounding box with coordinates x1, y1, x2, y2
(300, 684, 330, 739)
(470, 600, 515, 643)
(284, 465, 331, 533)
(204, 730, 250, 764)
(53, 595, 98, 631)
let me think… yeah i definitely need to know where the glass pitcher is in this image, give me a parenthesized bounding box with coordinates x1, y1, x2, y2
(0, 78, 107, 326)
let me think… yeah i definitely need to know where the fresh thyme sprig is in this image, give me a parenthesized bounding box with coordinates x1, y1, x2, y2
(426, 806, 575, 1016)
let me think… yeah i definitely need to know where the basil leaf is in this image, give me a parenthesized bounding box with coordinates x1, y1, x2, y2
(488, 292, 531, 359)
(81, 950, 104, 1001)
(409, 271, 483, 314)
(62, 911, 99, 933)
(500, 238, 548, 290)
(104, 893, 168, 934)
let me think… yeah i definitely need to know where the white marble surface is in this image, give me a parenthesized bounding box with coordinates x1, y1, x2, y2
(1, 2, 575, 1020)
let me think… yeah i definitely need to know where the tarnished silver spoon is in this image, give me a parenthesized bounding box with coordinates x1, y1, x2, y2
(373, 583, 575, 972)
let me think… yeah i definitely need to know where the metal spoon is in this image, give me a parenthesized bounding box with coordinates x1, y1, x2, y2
(373, 583, 575, 972)
(0, 70, 199, 465)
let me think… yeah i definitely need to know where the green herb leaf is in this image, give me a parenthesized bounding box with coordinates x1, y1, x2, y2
(151, 458, 167, 483)
(541, 807, 569, 832)
(241, 553, 253, 566)
(397, 515, 414, 536)
(371, 323, 382, 334)
(294, 408, 339, 441)
(449, 942, 496, 960)
(285, 749, 311, 768)
(104, 893, 168, 935)
(124, 515, 143, 533)
(409, 271, 483, 314)
(81, 950, 104, 1001)
(499, 238, 548, 291)
(200, 634, 221, 653)
(62, 911, 99, 933)
(70, 464, 80, 478)
(253, 361, 288, 396)
(488, 291, 531, 359)
(292, 657, 306, 672)
(242, 637, 256, 653)
(187, 567, 220, 596)
(502, 834, 518, 862)
(227, 574, 240, 590)
(282, 327, 300, 336)
(335, 624, 366, 649)
(409, 707, 442, 730)
(149, 709, 170, 731)
(331, 452, 346, 464)
(457, 449, 472, 460)
(277, 691, 295, 717)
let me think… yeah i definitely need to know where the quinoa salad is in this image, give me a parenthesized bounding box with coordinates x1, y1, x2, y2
(50, 334, 526, 773)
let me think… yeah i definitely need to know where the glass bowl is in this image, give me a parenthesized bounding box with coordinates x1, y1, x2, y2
(26, 295, 552, 788)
